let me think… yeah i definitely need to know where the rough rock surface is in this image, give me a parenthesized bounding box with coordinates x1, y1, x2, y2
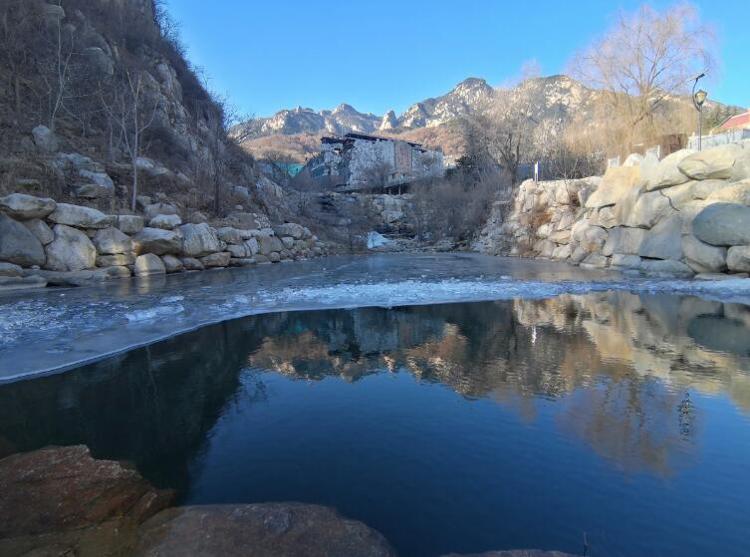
(0, 193, 57, 220)
(678, 143, 743, 181)
(112, 215, 145, 235)
(134, 503, 396, 557)
(132, 228, 182, 256)
(693, 203, 750, 246)
(179, 223, 221, 257)
(149, 213, 182, 230)
(44, 224, 97, 271)
(48, 203, 109, 229)
(135, 253, 166, 277)
(93, 227, 133, 255)
(22, 218, 55, 245)
(0, 213, 46, 266)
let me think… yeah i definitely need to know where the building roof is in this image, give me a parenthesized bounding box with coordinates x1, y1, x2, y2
(719, 111, 750, 131)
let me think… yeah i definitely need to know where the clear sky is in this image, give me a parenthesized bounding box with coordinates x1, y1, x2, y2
(164, 0, 749, 118)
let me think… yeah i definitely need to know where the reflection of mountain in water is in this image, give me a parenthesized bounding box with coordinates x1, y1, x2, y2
(1, 294, 749, 482)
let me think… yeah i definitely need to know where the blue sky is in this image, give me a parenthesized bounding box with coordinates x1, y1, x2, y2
(164, 0, 749, 118)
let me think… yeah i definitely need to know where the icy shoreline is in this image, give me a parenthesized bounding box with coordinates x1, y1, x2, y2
(3, 253, 750, 383)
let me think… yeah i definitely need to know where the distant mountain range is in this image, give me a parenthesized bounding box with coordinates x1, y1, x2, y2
(235, 75, 740, 163)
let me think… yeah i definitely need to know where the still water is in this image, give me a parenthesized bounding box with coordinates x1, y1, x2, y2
(1, 292, 749, 556)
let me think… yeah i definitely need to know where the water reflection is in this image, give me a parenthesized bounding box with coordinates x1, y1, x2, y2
(1, 292, 748, 480)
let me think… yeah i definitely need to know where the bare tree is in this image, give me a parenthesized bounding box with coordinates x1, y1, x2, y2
(100, 70, 161, 211)
(570, 3, 714, 151)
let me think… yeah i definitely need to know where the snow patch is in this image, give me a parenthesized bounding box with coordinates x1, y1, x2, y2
(125, 304, 185, 323)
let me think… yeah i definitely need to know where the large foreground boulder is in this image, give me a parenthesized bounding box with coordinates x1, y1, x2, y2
(48, 203, 109, 229)
(644, 149, 694, 190)
(638, 214, 683, 261)
(93, 226, 133, 255)
(179, 223, 221, 257)
(112, 215, 145, 235)
(585, 166, 642, 209)
(44, 224, 97, 271)
(0, 193, 57, 219)
(678, 143, 743, 181)
(0, 213, 46, 266)
(135, 253, 166, 277)
(693, 203, 750, 246)
(22, 218, 54, 245)
(682, 235, 727, 273)
(134, 503, 396, 557)
(133, 228, 182, 256)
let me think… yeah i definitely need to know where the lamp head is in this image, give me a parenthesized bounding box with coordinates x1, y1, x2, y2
(694, 89, 708, 107)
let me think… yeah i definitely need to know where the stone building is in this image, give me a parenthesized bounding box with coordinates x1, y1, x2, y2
(300, 133, 444, 192)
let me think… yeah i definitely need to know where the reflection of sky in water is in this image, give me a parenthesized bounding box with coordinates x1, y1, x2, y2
(1, 296, 749, 557)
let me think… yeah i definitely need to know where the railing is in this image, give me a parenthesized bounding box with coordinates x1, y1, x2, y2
(688, 129, 750, 150)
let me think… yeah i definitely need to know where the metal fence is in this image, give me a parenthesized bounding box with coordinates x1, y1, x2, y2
(688, 129, 750, 150)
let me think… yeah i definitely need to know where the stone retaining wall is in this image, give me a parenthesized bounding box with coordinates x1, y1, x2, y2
(0, 193, 325, 292)
(476, 141, 750, 278)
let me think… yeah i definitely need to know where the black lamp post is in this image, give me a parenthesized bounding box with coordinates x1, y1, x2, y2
(692, 73, 708, 151)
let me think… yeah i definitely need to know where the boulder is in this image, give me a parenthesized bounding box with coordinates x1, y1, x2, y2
(74, 170, 115, 198)
(281, 236, 295, 249)
(44, 224, 97, 271)
(258, 235, 284, 256)
(682, 235, 727, 273)
(626, 190, 676, 228)
(133, 228, 182, 256)
(0, 262, 23, 277)
(639, 259, 694, 277)
(31, 125, 59, 153)
(727, 246, 750, 272)
(0, 193, 56, 220)
(134, 503, 396, 557)
(112, 214, 145, 235)
(189, 211, 208, 224)
(179, 223, 221, 257)
(200, 252, 231, 268)
(226, 212, 260, 230)
(226, 244, 249, 259)
(48, 203, 109, 228)
(92, 226, 133, 255)
(22, 218, 54, 245)
(602, 227, 646, 256)
(585, 166, 643, 209)
(0, 275, 47, 292)
(611, 254, 642, 269)
(135, 253, 166, 277)
(705, 180, 750, 205)
(144, 202, 179, 220)
(645, 149, 695, 190)
(180, 257, 204, 271)
(229, 258, 256, 267)
(0, 445, 172, 545)
(161, 254, 184, 273)
(149, 214, 182, 230)
(638, 215, 683, 261)
(216, 227, 245, 244)
(731, 145, 750, 181)
(244, 237, 259, 256)
(693, 203, 750, 246)
(580, 254, 608, 268)
(96, 253, 134, 267)
(275, 222, 307, 240)
(678, 143, 743, 181)
(0, 214, 46, 266)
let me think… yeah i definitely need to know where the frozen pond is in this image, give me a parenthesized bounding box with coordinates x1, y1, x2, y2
(3, 253, 750, 382)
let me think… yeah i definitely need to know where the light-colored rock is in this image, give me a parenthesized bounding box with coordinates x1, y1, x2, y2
(258, 235, 284, 256)
(96, 253, 134, 267)
(0, 213, 46, 267)
(144, 202, 179, 221)
(611, 254, 642, 269)
(678, 143, 743, 181)
(22, 218, 54, 245)
(244, 237, 259, 256)
(602, 227, 646, 256)
(189, 211, 208, 224)
(31, 125, 59, 153)
(268, 251, 282, 263)
(226, 244, 248, 259)
(0, 193, 57, 220)
(132, 228, 182, 256)
(626, 190, 676, 228)
(44, 224, 97, 271)
(693, 203, 750, 246)
(705, 180, 750, 205)
(638, 215, 683, 261)
(179, 223, 221, 257)
(682, 235, 727, 273)
(92, 226, 132, 255)
(74, 179, 113, 199)
(0, 262, 23, 277)
(275, 222, 307, 240)
(727, 246, 750, 272)
(0, 275, 47, 292)
(111, 214, 145, 235)
(216, 227, 244, 244)
(585, 166, 643, 209)
(149, 214, 182, 230)
(645, 149, 695, 190)
(48, 203, 109, 228)
(135, 253, 166, 276)
(580, 254, 608, 268)
(180, 257, 204, 271)
(200, 252, 231, 268)
(281, 236, 295, 249)
(161, 254, 184, 273)
(639, 259, 694, 277)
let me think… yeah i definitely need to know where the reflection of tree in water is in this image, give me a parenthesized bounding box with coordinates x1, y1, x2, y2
(0, 293, 747, 482)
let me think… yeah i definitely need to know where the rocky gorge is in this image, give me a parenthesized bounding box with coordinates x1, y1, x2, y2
(0, 190, 325, 292)
(476, 141, 750, 278)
